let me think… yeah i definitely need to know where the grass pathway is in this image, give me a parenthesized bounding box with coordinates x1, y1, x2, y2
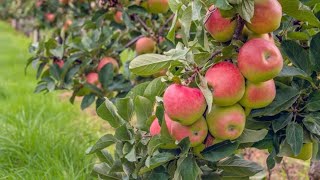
(0, 21, 103, 179)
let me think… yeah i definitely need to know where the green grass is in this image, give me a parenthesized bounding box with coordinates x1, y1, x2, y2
(0, 21, 104, 179)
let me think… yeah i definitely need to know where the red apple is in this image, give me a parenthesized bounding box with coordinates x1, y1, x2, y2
(163, 84, 206, 126)
(114, 11, 123, 24)
(86, 72, 99, 85)
(135, 37, 156, 55)
(205, 7, 237, 42)
(207, 104, 246, 140)
(170, 116, 208, 147)
(63, 19, 73, 31)
(97, 57, 119, 72)
(45, 13, 55, 23)
(54, 59, 64, 68)
(246, 0, 282, 34)
(240, 79, 276, 109)
(238, 38, 283, 83)
(149, 115, 173, 136)
(147, 0, 169, 14)
(205, 62, 245, 106)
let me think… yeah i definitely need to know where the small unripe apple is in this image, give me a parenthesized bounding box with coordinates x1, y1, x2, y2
(246, 0, 282, 34)
(205, 7, 237, 42)
(135, 37, 156, 55)
(45, 13, 55, 23)
(54, 59, 64, 68)
(289, 143, 313, 161)
(97, 57, 119, 72)
(238, 38, 283, 83)
(240, 79, 276, 109)
(207, 104, 246, 140)
(147, 0, 169, 14)
(205, 62, 245, 106)
(86, 72, 99, 85)
(163, 84, 206, 126)
(114, 11, 123, 24)
(170, 116, 208, 147)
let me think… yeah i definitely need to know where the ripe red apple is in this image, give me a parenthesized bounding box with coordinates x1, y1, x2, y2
(63, 19, 73, 31)
(150, 115, 173, 136)
(163, 84, 206, 126)
(86, 72, 99, 85)
(147, 0, 169, 14)
(114, 11, 123, 24)
(205, 62, 245, 106)
(170, 116, 208, 147)
(238, 38, 283, 83)
(207, 104, 246, 140)
(135, 37, 156, 55)
(45, 13, 55, 23)
(205, 7, 237, 42)
(246, 0, 282, 34)
(54, 59, 64, 68)
(97, 57, 119, 72)
(240, 79, 276, 109)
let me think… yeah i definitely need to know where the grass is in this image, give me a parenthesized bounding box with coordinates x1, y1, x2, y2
(0, 21, 105, 179)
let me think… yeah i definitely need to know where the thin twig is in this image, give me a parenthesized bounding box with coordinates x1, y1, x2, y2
(208, 50, 222, 61)
(133, 14, 153, 34)
(124, 35, 144, 48)
(158, 14, 175, 36)
(232, 15, 245, 40)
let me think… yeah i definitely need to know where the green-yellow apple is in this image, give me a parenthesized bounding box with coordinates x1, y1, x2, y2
(205, 61, 245, 106)
(238, 38, 283, 83)
(147, 0, 169, 14)
(170, 116, 208, 147)
(135, 37, 156, 55)
(207, 104, 246, 140)
(114, 11, 123, 24)
(205, 7, 237, 42)
(163, 84, 206, 126)
(289, 143, 313, 161)
(246, 0, 282, 34)
(97, 57, 119, 72)
(240, 79, 276, 109)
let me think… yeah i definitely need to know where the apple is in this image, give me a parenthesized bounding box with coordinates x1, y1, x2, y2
(63, 19, 73, 31)
(238, 38, 283, 83)
(97, 57, 119, 72)
(54, 59, 64, 68)
(207, 104, 246, 140)
(86, 72, 99, 85)
(170, 116, 208, 147)
(205, 61, 245, 106)
(205, 7, 237, 42)
(240, 79, 276, 109)
(45, 13, 55, 23)
(246, 0, 282, 34)
(290, 143, 313, 161)
(147, 0, 169, 14)
(163, 84, 206, 126)
(150, 116, 173, 136)
(135, 37, 156, 55)
(114, 11, 123, 24)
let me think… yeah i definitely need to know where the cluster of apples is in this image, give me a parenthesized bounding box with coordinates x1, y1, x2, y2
(149, 0, 284, 147)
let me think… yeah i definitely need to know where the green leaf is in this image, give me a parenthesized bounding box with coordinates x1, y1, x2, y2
(115, 98, 134, 121)
(281, 40, 312, 75)
(303, 115, 320, 136)
(174, 155, 202, 180)
(198, 74, 213, 113)
(99, 63, 114, 90)
(287, 32, 310, 40)
(250, 84, 299, 117)
(310, 33, 320, 71)
(211, 0, 233, 10)
(218, 155, 264, 177)
(236, 0, 254, 23)
(92, 163, 121, 180)
(202, 141, 239, 162)
(126, 81, 150, 99)
(129, 54, 175, 76)
(286, 122, 304, 156)
(237, 129, 268, 143)
(96, 149, 114, 166)
(49, 64, 61, 81)
(97, 98, 125, 128)
(272, 113, 293, 133)
(125, 146, 137, 162)
(134, 96, 153, 131)
(180, 5, 193, 43)
(144, 77, 167, 103)
(278, 0, 320, 27)
(140, 152, 176, 174)
(278, 65, 313, 82)
(86, 134, 116, 154)
(306, 91, 320, 112)
(50, 45, 64, 59)
(115, 124, 132, 142)
(81, 94, 95, 110)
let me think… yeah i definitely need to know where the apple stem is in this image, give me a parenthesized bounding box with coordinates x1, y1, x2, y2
(232, 15, 245, 40)
(124, 35, 144, 48)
